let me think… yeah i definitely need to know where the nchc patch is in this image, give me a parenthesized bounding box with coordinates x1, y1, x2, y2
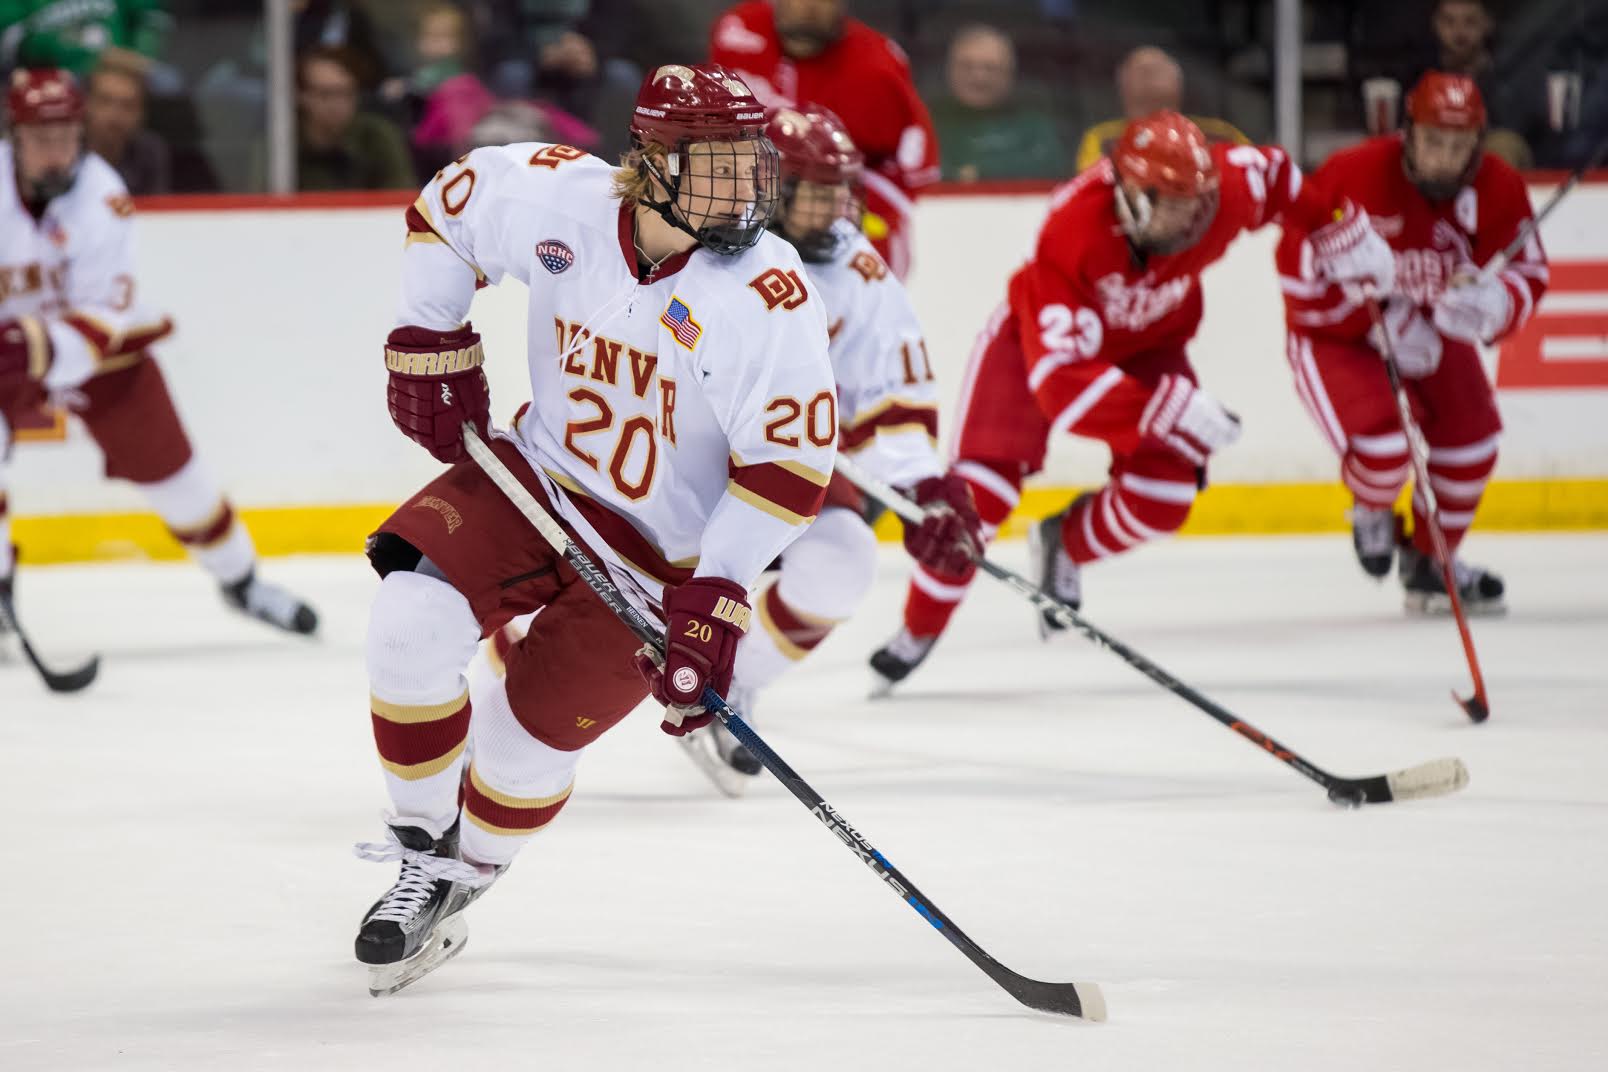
(536, 239, 575, 274)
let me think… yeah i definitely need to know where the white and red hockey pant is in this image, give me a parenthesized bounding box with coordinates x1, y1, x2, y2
(733, 501, 880, 695)
(1286, 331, 1501, 554)
(366, 571, 577, 867)
(901, 310, 1200, 639)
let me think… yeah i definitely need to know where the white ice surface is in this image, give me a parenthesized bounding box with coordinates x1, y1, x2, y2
(2, 534, 1606, 1071)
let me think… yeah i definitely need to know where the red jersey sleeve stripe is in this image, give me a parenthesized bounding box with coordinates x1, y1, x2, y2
(727, 459, 830, 526)
(840, 401, 939, 451)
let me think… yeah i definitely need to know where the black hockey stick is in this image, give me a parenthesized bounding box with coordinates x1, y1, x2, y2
(834, 454, 1468, 807)
(461, 425, 1105, 1021)
(1364, 295, 1490, 722)
(0, 586, 99, 693)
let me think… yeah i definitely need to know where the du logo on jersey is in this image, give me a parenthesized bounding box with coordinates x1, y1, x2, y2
(660, 296, 702, 350)
(537, 239, 575, 274)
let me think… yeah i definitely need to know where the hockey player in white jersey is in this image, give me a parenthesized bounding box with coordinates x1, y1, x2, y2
(0, 69, 316, 651)
(680, 107, 984, 791)
(353, 64, 838, 993)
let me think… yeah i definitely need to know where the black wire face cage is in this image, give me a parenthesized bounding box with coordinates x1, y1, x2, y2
(1122, 184, 1221, 257)
(1402, 122, 1482, 203)
(644, 133, 783, 256)
(773, 174, 865, 263)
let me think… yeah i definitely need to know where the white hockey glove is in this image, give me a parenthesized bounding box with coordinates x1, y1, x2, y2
(1371, 300, 1443, 379)
(1139, 374, 1242, 466)
(1432, 272, 1512, 345)
(1309, 203, 1396, 297)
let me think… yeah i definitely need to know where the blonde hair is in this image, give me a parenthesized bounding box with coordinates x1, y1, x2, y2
(610, 142, 668, 204)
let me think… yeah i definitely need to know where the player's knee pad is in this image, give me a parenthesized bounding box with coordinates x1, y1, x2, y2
(777, 506, 879, 621)
(366, 571, 480, 701)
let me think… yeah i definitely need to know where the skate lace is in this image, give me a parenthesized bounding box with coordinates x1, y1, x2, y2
(243, 579, 306, 628)
(886, 628, 935, 663)
(1350, 508, 1396, 556)
(353, 829, 489, 924)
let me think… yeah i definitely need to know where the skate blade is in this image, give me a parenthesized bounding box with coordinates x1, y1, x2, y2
(868, 672, 897, 700)
(678, 729, 753, 799)
(366, 913, 469, 997)
(1404, 593, 1508, 618)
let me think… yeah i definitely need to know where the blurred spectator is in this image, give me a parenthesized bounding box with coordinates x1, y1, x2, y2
(1075, 46, 1247, 172)
(710, 0, 939, 278)
(1388, 1, 1538, 167)
(380, 2, 471, 107)
(293, 46, 413, 191)
(929, 24, 1065, 182)
(293, 0, 390, 90)
(84, 58, 172, 194)
(469, 1, 640, 159)
(0, 0, 171, 81)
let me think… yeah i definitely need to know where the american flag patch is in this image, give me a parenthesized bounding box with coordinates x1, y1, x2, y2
(660, 297, 702, 350)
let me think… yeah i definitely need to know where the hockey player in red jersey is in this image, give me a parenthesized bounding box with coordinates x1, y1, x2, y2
(351, 64, 838, 993)
(1278, 73, 1544, 614)
(870, 111, 1395, 689)
(709, 0, 939, 279)
(0, 69, 317, 644)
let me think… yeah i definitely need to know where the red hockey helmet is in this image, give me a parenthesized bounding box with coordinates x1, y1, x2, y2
(7, 67, 84, 127)
(1109, 111, 1220, 255)
(628, 63, 780, 256)
(1111, 110, 1218, 198)
(1403, 71, 1485, 201)
(1405, 71, 1487, 131)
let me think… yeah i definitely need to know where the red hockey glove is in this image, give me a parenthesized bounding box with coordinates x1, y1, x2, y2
(902, 474, 983, 577)
(633, 577, 752, 736)
(1139, 374, 1242, 466)
(0, 316, 52, 386)
(384, 324, 490, 464)
(1309, 202, 1396, 297)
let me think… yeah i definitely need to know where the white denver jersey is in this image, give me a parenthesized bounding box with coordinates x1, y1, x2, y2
(0, 142, 172, 391)
(398, 142, 838, 604)
(802, 221, 941, 489)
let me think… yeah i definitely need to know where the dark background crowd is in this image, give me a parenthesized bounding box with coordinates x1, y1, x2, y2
(1, 0, 1603, 196)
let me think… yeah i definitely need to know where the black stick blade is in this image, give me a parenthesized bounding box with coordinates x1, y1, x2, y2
(1458, 690, 1490, 723)
(1002, 976, 1107, 1020)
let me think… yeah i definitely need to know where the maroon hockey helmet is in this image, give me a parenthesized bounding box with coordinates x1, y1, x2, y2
(627, 63, 780, 255)
(7, 67, 84, 127)
(1109, 110, 1220, 255)
(765, 106, 864, 261)
(1402, 71, 1486, 202)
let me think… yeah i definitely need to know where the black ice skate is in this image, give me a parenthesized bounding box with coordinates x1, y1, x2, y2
(1399, 546, 1507, 617)
(868, 627, 937, 697)
(222, 569, 319, 635)
(1350, 507, 1401, 579)
(1027, 504, 1082, 638)
(353, 820, 496, 996)
(680, 683, 762, 797)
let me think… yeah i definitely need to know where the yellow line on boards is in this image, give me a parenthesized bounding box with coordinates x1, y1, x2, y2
(10, 480, 1608, 566)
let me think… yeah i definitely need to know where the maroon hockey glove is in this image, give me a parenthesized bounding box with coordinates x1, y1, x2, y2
(384, 324, 491, 464)
(633, 577, 752, 736)
(903, 474, 983, 578)
(0, 316, 52, 387)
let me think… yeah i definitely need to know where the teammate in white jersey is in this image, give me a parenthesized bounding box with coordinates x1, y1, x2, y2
(353, 63, 838, 993)
(0, 69, 316, 648)
(682, 107, 983, 789)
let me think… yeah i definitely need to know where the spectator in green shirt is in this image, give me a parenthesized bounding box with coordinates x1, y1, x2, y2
(0, 0, 169, 80)
(294, 46, 414, 192)
(929, 23, 1067, 183)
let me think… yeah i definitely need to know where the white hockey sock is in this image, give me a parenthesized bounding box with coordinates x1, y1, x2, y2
(138, 456, 255, 584)
(733, 507, 877, 693)
(367, 572, 482, 834)
(458, 673, 579, 867)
